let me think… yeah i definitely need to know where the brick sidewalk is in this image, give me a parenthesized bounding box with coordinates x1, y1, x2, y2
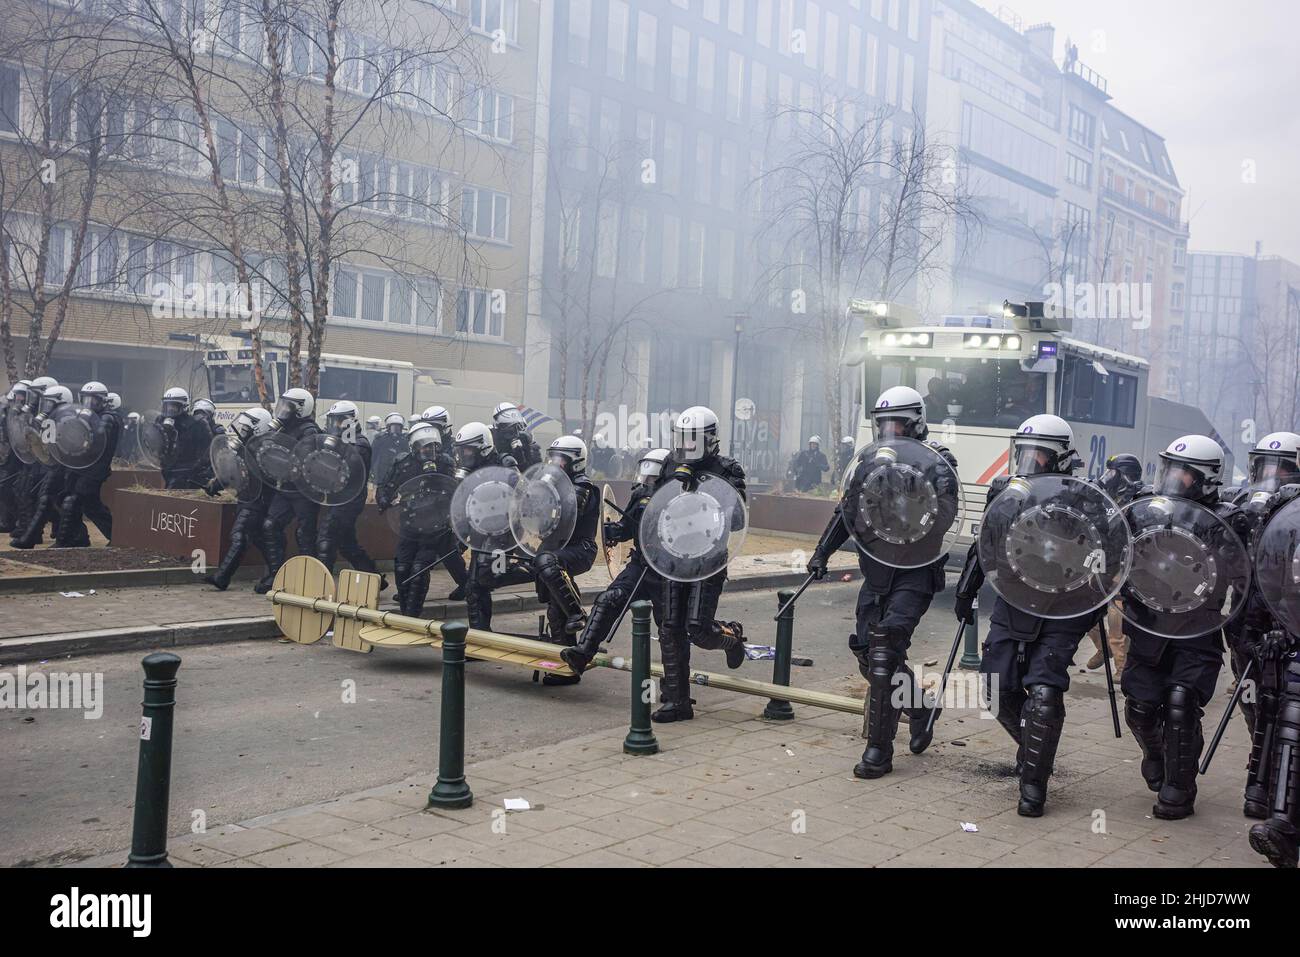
(74, 683, 1268, 869)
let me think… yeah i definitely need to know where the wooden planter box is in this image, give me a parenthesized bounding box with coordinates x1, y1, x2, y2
(111, 489, 399, 566)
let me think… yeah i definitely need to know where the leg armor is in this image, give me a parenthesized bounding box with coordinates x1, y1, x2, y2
(1124, 698, 1165, 793)
(561, 560, 650, 673)
(854, 639, 902, 779)
(55, 491, 85, 547)
(1249, 658, 1300, 868)
(534, 551, 586, 635)
(81, 483, 112, 542)
(207, 504, 264, 590)
(652, 628, 694, 723)
(1018, 684, 1066, 817)
(1153, 684, 1202, 820)
(259, 496, 294, 590)
(290, 496, 319, 558)
(1244, 677, 1279, 820)
(676, 574, 745, 669)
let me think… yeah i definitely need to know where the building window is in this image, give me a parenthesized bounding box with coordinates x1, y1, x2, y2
(635, 11, 657, 91)
(670, 27, 689, 104)
(696, 37, 715, 113)
(1065, 153, 1092, 188)
(1068, 105, 1094, 148)
(0, 63, 19, 133)
(470, 0, 519, 43)
(457, 287, 503, 337)
(596, 203, 619, 278)
(461, 187, 511, 241)
(568, 0, 591, 66)
(607, 0, 629, 81)
(661, 213, 679, 287)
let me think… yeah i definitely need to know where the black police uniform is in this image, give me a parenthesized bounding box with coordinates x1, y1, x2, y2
(0, 439, 21, 533)
(810, 438, 958, 776)
(956, 474, 1109, 816)
(205, 462, 275, 591)
(377, 448, 466, 617)
(55, 408, 119, 546)
(790, 447, 830, 492)
(370, 428, 405, 490)
(315, 433, 380, 578)
(159, 412, 215, 490)
(492, 424, 541, 470)
(649, 451, 748, 722)
(260, 416, 322, 583)
(561, 481, 664, 673)
(1119, 490, 1253, 819)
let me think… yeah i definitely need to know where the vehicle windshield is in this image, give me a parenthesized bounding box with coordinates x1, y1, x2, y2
(866, 356, 1047, 429)
(207, 364, 268, 404)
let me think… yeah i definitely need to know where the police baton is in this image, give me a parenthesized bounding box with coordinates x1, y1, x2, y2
(772, 572, 818, 621)
(1097, 613, 1122, 739)
(1200, 658, 1254, 775)
(603, 567, 650, 639)
(926, 619, 968, 734)
(399, 546, 465, 587)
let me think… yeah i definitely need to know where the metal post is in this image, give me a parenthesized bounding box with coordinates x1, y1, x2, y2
(728, 313, 745, 455)
(763, 588, 795, 721)
(623, 601, 659, 754)
(958, 598, 981, 669)
(126, 652, 181, 868)
(428, 621, 473, 809)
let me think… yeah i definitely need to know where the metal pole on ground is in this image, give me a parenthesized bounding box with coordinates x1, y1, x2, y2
(763, 588, 795, 721)
(428, 621, 473, 809)
(623, 601, 659, 755)
(126, 652, 182, 868)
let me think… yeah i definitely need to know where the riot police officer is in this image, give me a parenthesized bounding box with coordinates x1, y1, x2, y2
(54, 381, 119, 546)
(192, 398, 223, 436)
(203, 407, 275, 591)
(808, 387, 959, 778)
(649, 407, 747, 723)
(370, 412, 406, 489)
(491, 401, 541, 469)
(11, 384, 76, 549)
(790, 436, 830, 491)
(562, 448, 670, 675)
(420, 405, 454, 438)
(1120, 435, 1249, 820)
(954, 415, 1103, 817)
(364, 415, 382, 444)
(258, 388, 321, 592)
(155, 387, 215, 489)
(0, 383, 28, 533)
(377, 422, 466, 616)
(314, 400, 382, 583)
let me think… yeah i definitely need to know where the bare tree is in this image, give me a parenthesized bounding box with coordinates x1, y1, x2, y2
(755, 101, 979, 462)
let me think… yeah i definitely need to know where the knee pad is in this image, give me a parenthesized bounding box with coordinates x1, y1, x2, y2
(866, 644, 901, 688)
(1026, 684, 1065, 720)
(534, 551, 560, 575)
(1165, 684, 1199, 726)
(261, 515, 278, 538)
(60, 494, 78, 515)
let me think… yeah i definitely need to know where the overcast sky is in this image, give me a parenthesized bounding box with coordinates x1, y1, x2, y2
(995, 0, 1300, 262)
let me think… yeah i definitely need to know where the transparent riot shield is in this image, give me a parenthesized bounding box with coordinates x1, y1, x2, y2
(509, 463, 578, 557)
(639, 473, 749, 582)
(294, 434, 367, 506)
(450, 465, 520, 553)
(978, 475, 1131, 619)
(209, 434, 263, 505)
(1254, 497, 1300, 639)
(599, 483, 632, 579)
(384, 471, 458, 538)
(1118, 496, 1252, 639)
(47, 406, 108, 470)
(838, 438, 967, 569)
(243, 430, 300, 490)
(136, 411, 174, 471)
(4, 407, 33, 465)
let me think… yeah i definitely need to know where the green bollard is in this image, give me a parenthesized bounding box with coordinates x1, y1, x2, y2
(959, 598, 981, 670)
(428, 621, 474, 809)
(623, 601, 659, 755)
(126, 652, 182, 868)
(763, 589, 795, 721)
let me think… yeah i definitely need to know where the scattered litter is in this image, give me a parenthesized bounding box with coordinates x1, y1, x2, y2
(785, 749, 795, 756)
(840, 573, 852, 581)
(923, 657, 938, 667)
(951, 740, 967, 747)
(744, 644, 776, 660)
(960, 822, 979, 833)
(59, 590, 95, 598)
(503, 798, 531, 811)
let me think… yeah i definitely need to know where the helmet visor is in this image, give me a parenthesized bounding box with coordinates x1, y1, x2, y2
(82, 394, 104, 412)
(1248, 454, 1299, 492)
(871, 409, 921, 441)
(454, 443, 483, 471)
(413, 436, 441, 462)
(1154, 460, 1205, 498)
(161, 399, 187, 419)
(672, 428, 707, 462)
(638, 457, 664, 481)
(273, 397, 302, 421)
(1010, 440, 1059, 477)
(547, 450, 575, 471)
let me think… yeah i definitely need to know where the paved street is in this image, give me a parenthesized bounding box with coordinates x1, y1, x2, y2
(2, 579, 1266, 868)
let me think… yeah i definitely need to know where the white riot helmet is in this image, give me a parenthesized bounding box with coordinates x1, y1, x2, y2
(80, 381, 109, 413)
(273, 387, 314, 424)
(452, 421, 496, 474)
(161, 386, 190, 419)
(37, 384, 74, 417)
(637, 447, 671, 482)
(672, 406, 719, 462)
(232, 406, 273, 442)
(492, 401, 526, 431)
(365, 415, 382, 430)
(325, 400, 359, 440)
(1010, 414, 1079, 476)
(547, 435, 588, 476)
(1154, 435, 1225, 501)
(383, 411, 406, 434)
(807, 435, 821, 447)
(31, 375, 58, 391)
(192, 398, 217, 420)
(407, 421, 443, 464)
(422, 405, 451, 428)
(8, 380, 32, 405)
(106, 392, 122, 412)
(841, 436, 854, 445)
(1247, 431, 1300, 492)
(127, 411, 141, 423)
(871, 386, 927, 441)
